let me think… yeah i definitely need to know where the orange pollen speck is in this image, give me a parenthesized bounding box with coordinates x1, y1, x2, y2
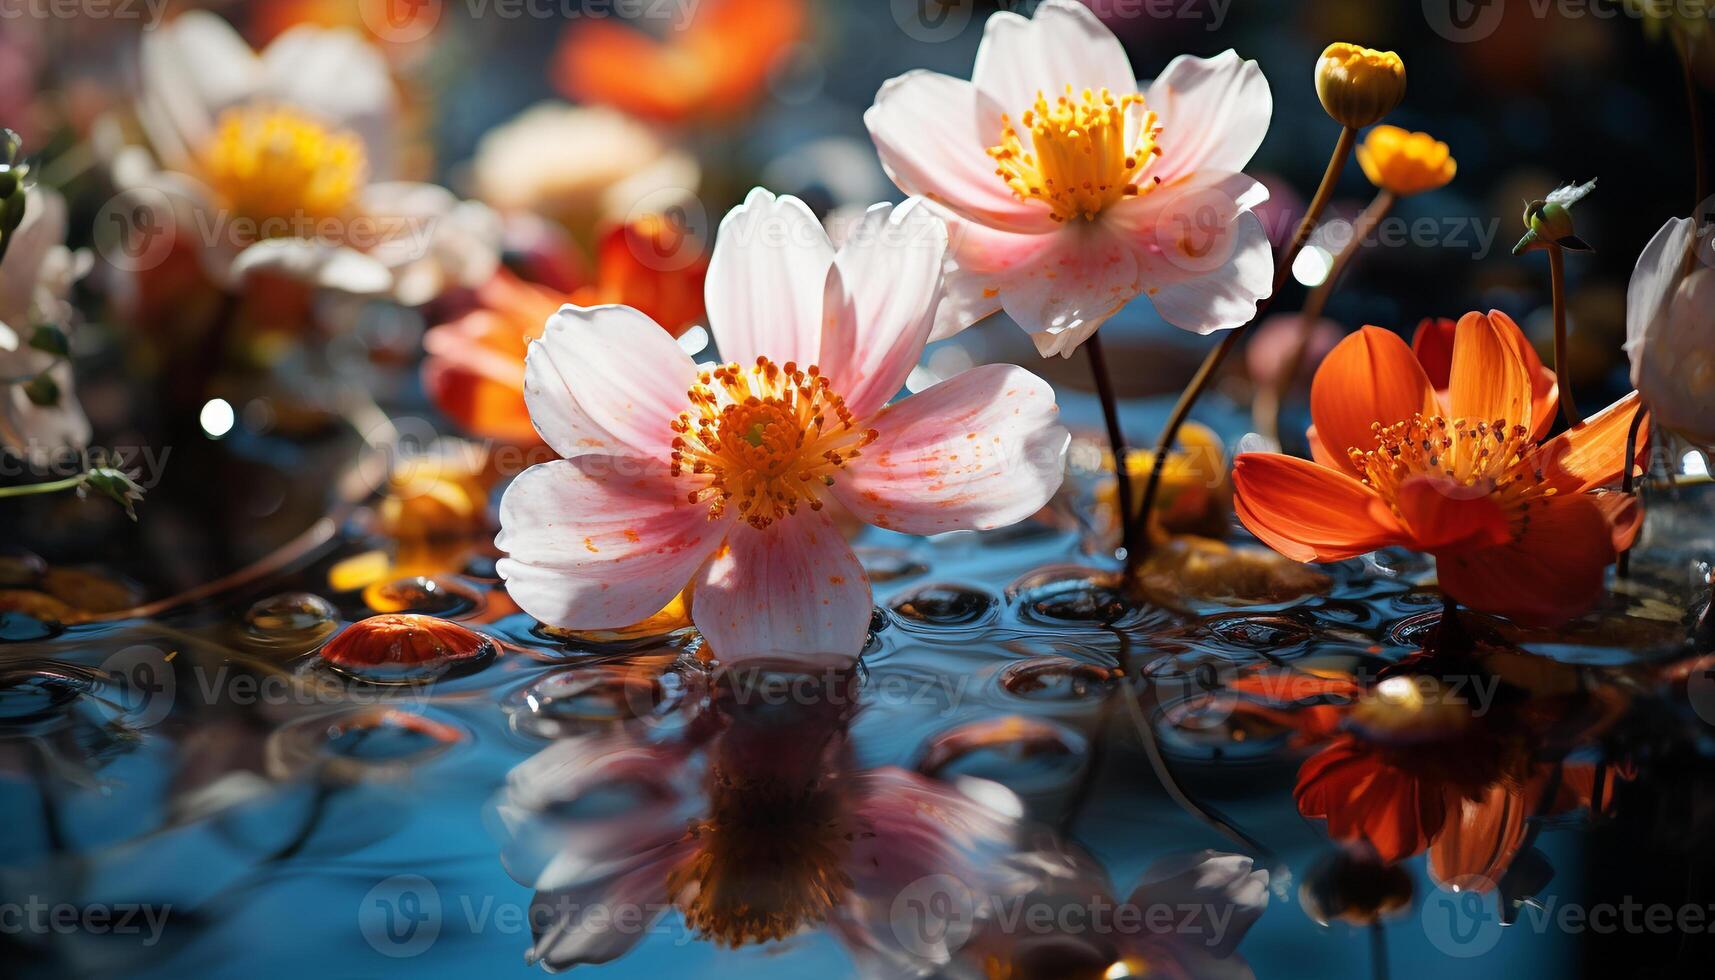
(986, 85, 1162, 223)
(669, 356, 877, 531)
(1347, 413, 1554, 518)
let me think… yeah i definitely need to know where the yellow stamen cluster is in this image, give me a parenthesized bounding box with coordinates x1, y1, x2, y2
(670, 357, 877, 530)
(1349, 413, 1552, 520)
(987, 86, 1161, 223)
(202, 105, 367, 228)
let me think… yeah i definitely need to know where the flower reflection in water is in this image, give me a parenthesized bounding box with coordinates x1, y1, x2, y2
(493, 664, 1031, 969)
(1227, 642, 1627, 894)
(491, 662, 1271, 976)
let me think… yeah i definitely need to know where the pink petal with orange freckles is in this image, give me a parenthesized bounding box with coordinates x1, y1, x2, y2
(496, 457, 729, 630)
(864, 71, 1056, 235)
(971, 0, 1137, 126)
(998, 222, 1140, 357)
(704, 188, 833, 369)
(832, 364, 1068, 534)
(931, 214, 1066, 342)
(524, 304, 695, 458)
(818, 200, 947, 418)
(1104, 171, 1272, 336)
(692, 508, 871, 661)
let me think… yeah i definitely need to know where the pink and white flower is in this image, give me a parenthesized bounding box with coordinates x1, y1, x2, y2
(1625, 216, 1715, 451)
(495, 188, 1069, 660)
(865, 0, 1273, 357)
(116, 11, 498, 305)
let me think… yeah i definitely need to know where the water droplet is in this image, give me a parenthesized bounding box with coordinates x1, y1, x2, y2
(243, 593, 336, 641)
(1007, 566, 1142, 627)
(508, 663, 691, 738)
(1202, 613, 1314, 649)
(0, 661, 98, 725)
(999, 656, 1121, 700)
(317, 614, 495, 683)
(363, 576, 480, 616)
(916, 715, 1086, 779)
(266, 707, 464, 783)
(0, 610, 61, 643)
(855, 547, 927, 583)
(890, 584, 998, 627)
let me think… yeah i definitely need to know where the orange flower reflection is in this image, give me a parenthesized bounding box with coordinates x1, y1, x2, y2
(553, 0, 805, 125)
(1231, 648, 1626, 891)
(1233, 311, 1646, 625)
(422, 217, 707, 444)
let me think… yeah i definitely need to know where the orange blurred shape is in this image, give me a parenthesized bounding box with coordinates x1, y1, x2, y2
(423, 217, 708, 445)
(554, 0, 805, 124)
(249, 0, 443, 47)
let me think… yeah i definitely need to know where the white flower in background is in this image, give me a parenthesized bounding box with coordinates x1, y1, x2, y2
(469, 102, 700, 233)
(865, 0, 1273, 357)
(117, 11, 498, 305)
(1625, 216, 1715, 450)
(0, 187, 91, 460)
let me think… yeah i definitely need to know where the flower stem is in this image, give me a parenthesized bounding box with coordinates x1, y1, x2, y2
(1131, 125, 1358, 566)
(1617, 403, 1651, 579)
(0, 473, 87, 500)
(1086, 333, 1142, 567)
(1256, 188, 1396, 446)
(1681, 37, 1708, 222)
(1547, 243, 1581, 428)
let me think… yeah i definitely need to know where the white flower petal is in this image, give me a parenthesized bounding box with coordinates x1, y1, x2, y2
(705, 188, 834, 368)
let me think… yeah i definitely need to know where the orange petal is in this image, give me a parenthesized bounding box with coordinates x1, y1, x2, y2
(422, 311, 539, 445)
(1447, 310, 1532, 431)
(1411, 317, 1457, 389)
(1537, 391, 1648, 494)
(1427, 779, 1532, 892)
(1310, 327, 1441, 479)
(1296, 737, 1442, 864)
(1485, 309, 1561, 442)
(1389, 476, 1512, 552)
(1233, 453, 1402, 562)
(594, 218, 709, 336)
(1435, 493, 1617, 626)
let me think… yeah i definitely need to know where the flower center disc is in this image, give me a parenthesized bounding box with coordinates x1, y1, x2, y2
(670, 357, 876, 530)
(1349, 413, 1545, 519)
(986, 86, 1162, 223)
(202, 105, 368, 232)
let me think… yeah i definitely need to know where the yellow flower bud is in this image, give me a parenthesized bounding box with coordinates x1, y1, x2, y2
(1356, 126, 1455, 197)
(1315, 43, 1407, 130)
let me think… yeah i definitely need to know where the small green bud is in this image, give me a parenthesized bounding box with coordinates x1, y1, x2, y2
(83, 467, 146, 521)
(21, 372, 58, 407)
(27, 324, 69, 358)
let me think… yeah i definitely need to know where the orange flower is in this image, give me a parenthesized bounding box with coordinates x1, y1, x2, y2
(1233, 311, 1645, 625)
(423, 217, 708, 444)
(553, 0, 805, 125)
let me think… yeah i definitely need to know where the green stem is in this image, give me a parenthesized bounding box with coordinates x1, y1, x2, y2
(1256, 188, 1396, 446)
(1087, 333, 1142, 566)
(1681, 37, 1708, 223)
(0, 473, 87, 499)
(1547, 243, 1581, 428)
(1130, 125, 1358, 569)
(1616, 403, 1650, 579)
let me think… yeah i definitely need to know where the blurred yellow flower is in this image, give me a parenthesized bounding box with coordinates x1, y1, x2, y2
(1316, 44, 1406, 130)
(1356, 126, 1455, 196)
(1100, 421, 1232, 541)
